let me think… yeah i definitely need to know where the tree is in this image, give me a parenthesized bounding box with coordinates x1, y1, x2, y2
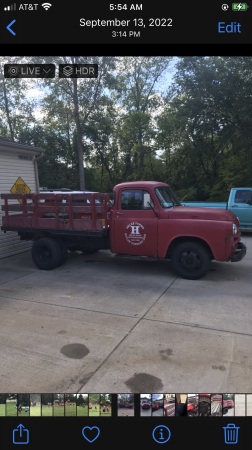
(157, 56, 252, 199)
(112, 57, 172, 180)
(0, 59, 36, 141)
(39, 56, 118, 189)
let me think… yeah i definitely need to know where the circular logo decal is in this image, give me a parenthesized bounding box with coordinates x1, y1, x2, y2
(125, 222, 146, 246)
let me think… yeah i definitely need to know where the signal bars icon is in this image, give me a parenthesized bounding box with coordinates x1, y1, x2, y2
(42, 3, 52, 10)
(4, 3, 16, 10)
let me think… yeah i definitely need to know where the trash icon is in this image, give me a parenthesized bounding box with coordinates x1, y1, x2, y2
(223, 423, 240, 444)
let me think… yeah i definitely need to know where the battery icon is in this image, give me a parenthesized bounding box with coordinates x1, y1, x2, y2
(232, 3, 248, 10)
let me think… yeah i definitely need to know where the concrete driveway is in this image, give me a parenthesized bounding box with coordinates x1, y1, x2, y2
(0, 233, 251, 394)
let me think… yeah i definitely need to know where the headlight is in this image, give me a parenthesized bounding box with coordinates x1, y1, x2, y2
(233, 223, 238, 235)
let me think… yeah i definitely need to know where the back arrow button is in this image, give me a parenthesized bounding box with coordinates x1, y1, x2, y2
(6, 19, 16, 36)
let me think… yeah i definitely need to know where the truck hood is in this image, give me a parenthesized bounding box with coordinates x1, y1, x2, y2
(168, 206, 239, 223)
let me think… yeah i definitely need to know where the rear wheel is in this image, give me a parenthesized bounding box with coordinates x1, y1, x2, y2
(31, 237, 63, 270)
(171, 241, 211, 280)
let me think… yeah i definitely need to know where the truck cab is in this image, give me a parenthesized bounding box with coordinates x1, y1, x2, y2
(229, 187, 252, 230)
(108, 181, 246, 278)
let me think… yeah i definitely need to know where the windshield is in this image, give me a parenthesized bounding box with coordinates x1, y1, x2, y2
(155, 186, 181, 208)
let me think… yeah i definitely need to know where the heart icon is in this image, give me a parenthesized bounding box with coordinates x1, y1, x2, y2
(82, 426, 100, 443)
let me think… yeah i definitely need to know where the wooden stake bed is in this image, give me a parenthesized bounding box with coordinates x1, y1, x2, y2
(1, 192, 111, 232)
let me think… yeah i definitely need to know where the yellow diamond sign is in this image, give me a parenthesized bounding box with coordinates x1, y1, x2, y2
(10, 177, 31, 199)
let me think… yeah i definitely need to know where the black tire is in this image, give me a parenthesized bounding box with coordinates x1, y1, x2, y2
(31, 237, 63, 270)
(171, 241, 211, 280)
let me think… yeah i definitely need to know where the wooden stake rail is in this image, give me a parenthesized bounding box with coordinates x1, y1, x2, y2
(1, 192, 111, 231)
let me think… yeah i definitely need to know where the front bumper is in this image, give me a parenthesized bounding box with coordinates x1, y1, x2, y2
(230, 241, 247, 262)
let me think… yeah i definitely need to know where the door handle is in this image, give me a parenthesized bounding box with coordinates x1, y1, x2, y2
(116, 211, 123, 215)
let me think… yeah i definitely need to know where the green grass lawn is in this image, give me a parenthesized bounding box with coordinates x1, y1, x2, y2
(65, 404, 77, 416)
(53, 405, 64, 417)
(1, 401, 111, 417)
(6, 402, 17, 417)
(77, 405, 88, 416)
(42, 405, 53, 417)
(30, 405, 42, 416)
(0, 404, 6, 416)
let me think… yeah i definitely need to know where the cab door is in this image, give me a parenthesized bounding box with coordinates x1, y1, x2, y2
(231, 189, 252, 228)
(111, 188, 158, 256)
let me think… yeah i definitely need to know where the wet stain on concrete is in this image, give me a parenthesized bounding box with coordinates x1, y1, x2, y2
(125, 373, 163, 392)
(60, 343, 89, 359)
(212, 365, 226, 371)
(159, 348, 174, 360)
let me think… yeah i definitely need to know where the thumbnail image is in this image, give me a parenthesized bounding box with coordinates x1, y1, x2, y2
(30, 394, 42, 416)
(151, 394, 164, 416)
(210, 394, 222, 416)
(100, 394, 112, 417)
(187, 394, 199, 416)
(164, 394, 175, 417)
(117, 394, 134, 416)
(88, 394, 100, 416)
(140, 394, 152, 417)
(53, 393, 65, 416)
(175, 394, 187, 416)
(6, 394, 17, 416)
(76, 393, 88, 417)
(235, 394, 246, 416)
(198, 394, 211, 416)
(41, 394, 53, 416)
(222, 394, 234, 416)
(0, 394, 7, 416)
(65, 394, 77, 416)
(17, 394, 30, 416)
(246, 394, 252, 416)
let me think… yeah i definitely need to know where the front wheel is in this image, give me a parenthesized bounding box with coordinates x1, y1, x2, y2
(171, 241, 211, 280)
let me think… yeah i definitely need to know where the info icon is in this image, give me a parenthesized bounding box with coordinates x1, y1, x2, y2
(152, 425, 171, 444)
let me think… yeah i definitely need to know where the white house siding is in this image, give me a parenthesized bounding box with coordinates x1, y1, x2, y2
(0, 142, 45, 259)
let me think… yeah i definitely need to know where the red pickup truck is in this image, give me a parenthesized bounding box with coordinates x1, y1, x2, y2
(1, 180, 246, 280)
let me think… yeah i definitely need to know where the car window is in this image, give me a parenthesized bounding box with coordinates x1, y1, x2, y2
(234, 190, 252, 203)
(121, 189, 154, 210)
